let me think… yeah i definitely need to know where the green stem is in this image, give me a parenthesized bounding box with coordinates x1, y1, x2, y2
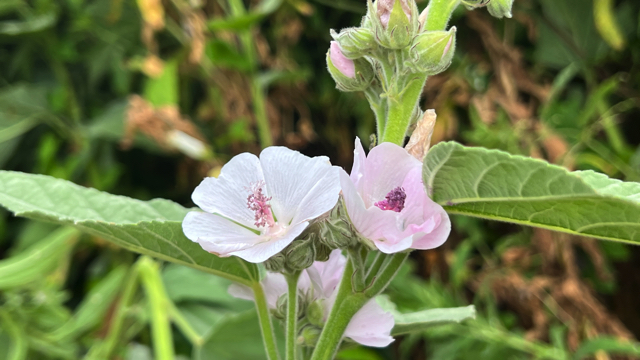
(424, 0, 462, 31)
(347, 246, 366, 292)
(85, 264, 139, 360)
(365, 252, 409, 297)
(0, 310, 28, 360)
(381, 74, 428, 145)
(253, 282, 282, 360)
(286, 271, 302, 360)
(365, 252, 386, 285)
(364, 86, 387, 140)
(227, 0, 273, 147)
(138, 257, 175, 360)
(310, 259, 360, 360)
(168, 302, 204, 347)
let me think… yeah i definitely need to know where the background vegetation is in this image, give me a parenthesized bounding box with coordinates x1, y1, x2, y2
(1, 0, 640, 358)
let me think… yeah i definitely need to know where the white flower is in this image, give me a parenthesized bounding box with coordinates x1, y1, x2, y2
(229, 250, 395, 347)
(182, 147, 341, 263)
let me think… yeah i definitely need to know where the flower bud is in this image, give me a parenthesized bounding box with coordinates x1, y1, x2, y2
(377, 0, 411, 29)
(330, 27, 377, 59)
(317, 200, 359, 249)
(273, 294, 288, 320)
(367, 0, 420, 49)
(306, 299, 326, 327)
(327, 42, 375, 92)
(264, 252, 286, 273)
(487, 0, 513, 18)
(284, 239, 316, 272)
(298, 326, 322, 347)
(314, 242, 332, 262)
(406, 27, 456, 75)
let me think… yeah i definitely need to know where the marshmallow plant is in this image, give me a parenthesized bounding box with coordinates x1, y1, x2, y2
(2, 0, 640, 359)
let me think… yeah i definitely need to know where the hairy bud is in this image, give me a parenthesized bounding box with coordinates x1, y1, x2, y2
(406, 27, 456, 75)
(284, 239, 316, 272)
(317, 199, 359, 249)
(330, 27, 377, 59)
(327, 42, 375, 92)
(306, 299, 326, 327)
(368, 0, 420, 49)
(487, 0, 514, 18)
(298, 326, 322, 347)
(264, 252, 286, 273)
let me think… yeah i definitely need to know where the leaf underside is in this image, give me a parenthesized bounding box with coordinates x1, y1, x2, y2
(0, 171, 259, 285)
(424, 142, 640, 244)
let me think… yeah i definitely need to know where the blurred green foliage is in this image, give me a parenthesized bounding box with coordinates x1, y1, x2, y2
(1, 0, 640, 359)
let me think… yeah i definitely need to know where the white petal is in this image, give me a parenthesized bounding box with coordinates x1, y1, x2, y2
(344, 299, 395, 347)
(261, 272, 288, 308)
(182, 211, 262, 255)
(260, 147, 340, 226)
(228, 284, 254, 301)
(191, 153, 265, 229)
(311, 250, 347, 298)
(229, 221, 309, 263)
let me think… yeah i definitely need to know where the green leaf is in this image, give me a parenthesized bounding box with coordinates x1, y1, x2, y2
(207, 0, 282, 31)
(423, 142, 640, 244)
(0, 226, 78, 289)
(377, 297, 476, 336)
(0, 171, 259, 285)
(391, 305, 476, 335)
(50, 266, 128, 340)
(573, 337, 640, 359)
(143, 60, 178, 107)
(0, 12, 57, 35)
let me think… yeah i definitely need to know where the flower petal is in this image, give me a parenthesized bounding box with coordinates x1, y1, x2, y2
(344, 299, 395, 347)
(410, 207, 451, 250)
(229, 221, 309, 263)
(260, 147, 340, 226)
(191, 153, 265, 229)
(360, 142, 421, 207)
(228, 272, 287, 309)
(310, 250, 347, 298)
(350, 137, 367, 186)
(182, 211, 262, 255)
(340, 170, 410, 252)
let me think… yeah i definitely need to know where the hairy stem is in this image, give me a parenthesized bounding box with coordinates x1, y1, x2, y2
(286, 271, 302, 360)
(381, 74, 428, 145)
(253, 282, 282, 360)
(424, 0, 462, 31)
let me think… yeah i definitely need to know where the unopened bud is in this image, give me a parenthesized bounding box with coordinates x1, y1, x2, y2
(367, 0, 419, 49)
(406, 27, 456, 75)
(314, 242, 332, 262)
(377, 0, 411, 29)
(327, 42, 375, 92)
(264, 252, 286, 273)
(487, 0, 513, 18)
(273, 294, 288, 320)
(298, 326, 322, 347)
(306, 299, 326, 327)
(284, 239, 315, 272)
(318, 200, 359, 249)
(330, 27, 377, 59)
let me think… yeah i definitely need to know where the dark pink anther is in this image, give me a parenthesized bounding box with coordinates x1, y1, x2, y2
(374, 187, 406, 212)
(247, 181, 275, 228)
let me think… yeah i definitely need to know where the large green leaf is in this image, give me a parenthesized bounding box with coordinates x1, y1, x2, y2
(423, 142, 640, 244)
(0, 171, 259, 285)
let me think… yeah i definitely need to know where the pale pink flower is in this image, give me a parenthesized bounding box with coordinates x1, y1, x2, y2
(340, 138, 451, 253)
(229, 250, 395, 347)
(182, 147, 340, 263)
(329, 41, 356, 78)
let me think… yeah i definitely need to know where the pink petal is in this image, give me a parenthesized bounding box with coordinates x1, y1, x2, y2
(344, 299, 395, 347)
(329, 41, 356, 78)
(360, 142, 421, 207)
(350, 137, 367, 186)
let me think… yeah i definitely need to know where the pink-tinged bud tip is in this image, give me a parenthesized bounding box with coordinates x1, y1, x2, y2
(330, 41, 356, 78)
(442, 27, 456, 60)
(377, 0, 411, 28)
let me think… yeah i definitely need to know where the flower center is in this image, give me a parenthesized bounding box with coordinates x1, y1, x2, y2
(374, 187, 406, 212)
(247, 181, 275, 228)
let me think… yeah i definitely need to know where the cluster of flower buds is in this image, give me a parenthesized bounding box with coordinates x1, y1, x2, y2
(327, 0, 458, 92)
(462, 0, 514, 18)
